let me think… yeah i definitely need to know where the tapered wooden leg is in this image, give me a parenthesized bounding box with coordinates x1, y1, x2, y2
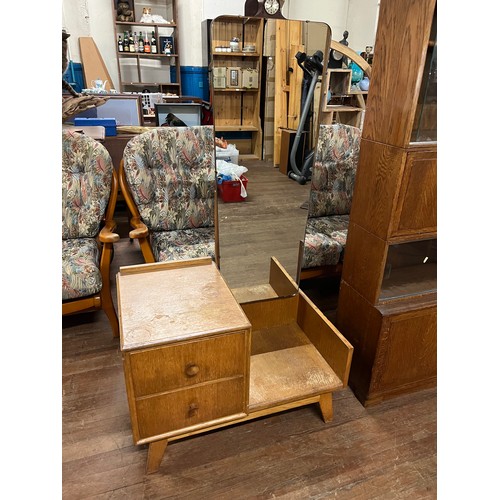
(319, 393, 333, 423)
(146, 439, 168, 474)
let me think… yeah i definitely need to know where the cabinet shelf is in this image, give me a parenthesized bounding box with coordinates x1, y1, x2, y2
(123, 81, 180, 86)
(379, 263, 437, 302)
(215, 125, 259, 132)
(324, 105, 361, 112)
(213, 52, 260, 58)
(118, 53, 178, 58)
(116, 21, 177, 28)
(214, 88, 259, 92)
(248, 326, 342, 411)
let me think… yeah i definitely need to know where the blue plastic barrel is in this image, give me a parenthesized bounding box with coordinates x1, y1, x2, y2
(180, 66, 209, 100)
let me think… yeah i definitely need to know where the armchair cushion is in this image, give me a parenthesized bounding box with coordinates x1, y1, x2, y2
(62, 238, 102, 300)
(62, 130, 113, 239)
(123, 127, 216, 232)
(151, 227, 216, 262)
(303, 215, 350, 268)
(308, 124, 361, 218)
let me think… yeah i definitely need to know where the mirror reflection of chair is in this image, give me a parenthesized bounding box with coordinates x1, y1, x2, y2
(301, 123, 361, 280)
(62, 130, 120, 337)
(118, 126, 219, 265)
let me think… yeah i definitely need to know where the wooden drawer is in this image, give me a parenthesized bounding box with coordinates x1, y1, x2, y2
(128, 332, 247, 397)
(135, 377, 246, 439)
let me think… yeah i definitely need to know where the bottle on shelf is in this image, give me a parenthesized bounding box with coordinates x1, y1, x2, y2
(138, 31, 144, 53)
(151, 31, 157, 54)
(133, 32, 139, 53)
(118, 35, 124, 52)
(144, 32, 151, 53)
(129, 31, 136, 53)
(123, 31, 130, 52)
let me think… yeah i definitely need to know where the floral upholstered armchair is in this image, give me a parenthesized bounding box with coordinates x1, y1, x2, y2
(301, 123, 361, 278)
(62, 130, 120, 337)
(119, 126, 218, 264)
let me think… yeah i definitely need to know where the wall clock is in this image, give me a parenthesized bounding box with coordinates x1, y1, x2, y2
(264, 0, 280, 15)
(246, 0, 285, 19)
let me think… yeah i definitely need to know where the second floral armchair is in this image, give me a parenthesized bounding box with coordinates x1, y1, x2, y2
(119, 126, 219, 265)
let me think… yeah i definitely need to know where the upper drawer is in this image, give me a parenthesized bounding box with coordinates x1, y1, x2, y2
(128, 331, 248, 397)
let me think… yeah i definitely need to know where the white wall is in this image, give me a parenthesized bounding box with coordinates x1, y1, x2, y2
(61, 0, 379, 89)
(345, 0, 379, 53)
(62, 0, 120, 89)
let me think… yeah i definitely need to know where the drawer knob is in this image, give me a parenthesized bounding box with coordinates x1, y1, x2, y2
(188, 402, 199, 417)
(185, 363, 200, 377)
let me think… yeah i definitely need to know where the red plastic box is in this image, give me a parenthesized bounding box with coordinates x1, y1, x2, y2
(218, 175, 249, 202)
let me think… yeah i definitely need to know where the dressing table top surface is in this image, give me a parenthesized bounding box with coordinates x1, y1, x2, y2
(117, 258, 251, 352)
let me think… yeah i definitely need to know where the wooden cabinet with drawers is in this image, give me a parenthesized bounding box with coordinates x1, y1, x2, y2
(117, 257, 352, 473)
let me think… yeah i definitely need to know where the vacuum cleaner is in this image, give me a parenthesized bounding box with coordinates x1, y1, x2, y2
(288, 49, 324, 185)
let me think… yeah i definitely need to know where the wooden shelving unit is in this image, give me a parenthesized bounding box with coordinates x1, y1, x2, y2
(210, 15, 264, 160)
(336, 0, 437, 407)
(111, 0, 181, 95)
(321, 69, 367, 129)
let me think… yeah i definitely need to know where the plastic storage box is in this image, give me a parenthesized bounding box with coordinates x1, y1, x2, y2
(216, 145, 239, 166)
(73, 117, 117, 136)
(218, 175, 248, 203)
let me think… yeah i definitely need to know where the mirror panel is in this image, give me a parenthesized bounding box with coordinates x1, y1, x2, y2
(210, 16, 331, 302)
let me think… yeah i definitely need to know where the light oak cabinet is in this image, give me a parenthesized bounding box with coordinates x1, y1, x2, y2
(117, 258, 352, 473)
(209, 16, 264, 160)
(336, 0, 437, 406)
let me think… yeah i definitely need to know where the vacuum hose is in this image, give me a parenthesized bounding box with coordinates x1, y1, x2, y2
(288, 50, 324, 185)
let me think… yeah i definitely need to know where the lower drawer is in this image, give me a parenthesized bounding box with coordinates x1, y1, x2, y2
(135, 377, 246, 440)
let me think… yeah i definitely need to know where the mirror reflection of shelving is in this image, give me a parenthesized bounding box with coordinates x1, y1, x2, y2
(210, 15, 264, 160)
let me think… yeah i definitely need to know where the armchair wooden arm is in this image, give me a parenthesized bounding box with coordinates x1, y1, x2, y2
(99, 222, 120, 244)
(129, 217, 149, 239)
(118, 159, 155, 263)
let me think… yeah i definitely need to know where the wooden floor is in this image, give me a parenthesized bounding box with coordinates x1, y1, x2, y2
(63, 165, 437, 499)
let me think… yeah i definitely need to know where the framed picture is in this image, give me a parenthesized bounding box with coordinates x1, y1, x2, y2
(155, 103, 202, 127)
(227, 67, 241, 88)
(159, 36, 175, 55)
(69, 94, 144, 126)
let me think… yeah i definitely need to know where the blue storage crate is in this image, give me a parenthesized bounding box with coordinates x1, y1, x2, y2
(74, 118, 117, 136)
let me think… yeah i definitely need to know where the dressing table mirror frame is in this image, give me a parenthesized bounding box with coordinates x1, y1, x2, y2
(210, 14, 332, 303)
(117, 15, 353, 475)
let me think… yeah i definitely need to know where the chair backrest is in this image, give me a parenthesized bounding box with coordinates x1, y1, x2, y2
(62, 130, 114, 240)
(122, 126, 216, 232)
(308, 123, 361, 218)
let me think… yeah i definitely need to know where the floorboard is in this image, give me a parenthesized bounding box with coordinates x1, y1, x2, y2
(62, 164, 436, 498)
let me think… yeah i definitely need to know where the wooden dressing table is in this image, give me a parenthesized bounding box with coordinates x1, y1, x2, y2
(117, 257, 353, 473)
